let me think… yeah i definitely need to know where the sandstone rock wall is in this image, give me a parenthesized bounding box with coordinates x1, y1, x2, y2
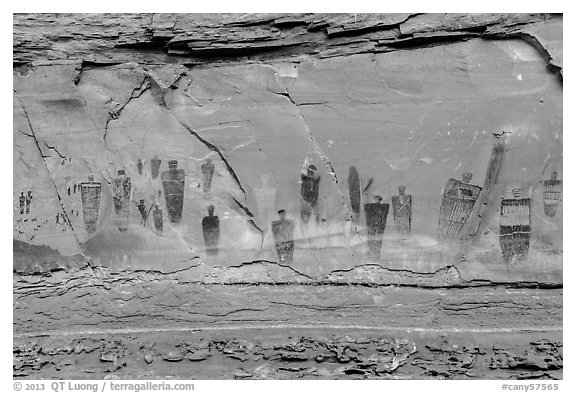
(13, 13, 563, 284)
(13, 13, 563, 379)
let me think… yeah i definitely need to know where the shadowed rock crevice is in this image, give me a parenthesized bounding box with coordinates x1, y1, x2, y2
(13, 14, 562, 78)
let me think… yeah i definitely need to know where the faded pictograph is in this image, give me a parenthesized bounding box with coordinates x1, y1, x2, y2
(137, 158, 143, 175)
(201, 158, 215, 194)
(202, 205, 220, 254)
(150, 156, 161, 180)
(17, 132, 560, 269)
(151, 204, 163, 233)
(80, 175, 102, 234)
(300, 165, 320, 224)
(272, 209, 295, 263)
(254, 173, 277, 228)
(364, 196, 389, 260)
(543, 171, 562, 218)
(134, 199, 149, 226)
(112, 170, 131, 232)
(25, 191, 33, 214)
(161, 160, 185, 224)
(438, 173, 482, 240)
(19, 191, 26, 215)
(348, 166, 362, 217)
(391, 185, 412, 237)
(500, 185, 531, 264)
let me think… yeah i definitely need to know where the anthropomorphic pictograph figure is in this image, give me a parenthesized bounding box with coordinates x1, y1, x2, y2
(500, 185, 531, 264)
(543, 171, 562, 218)
(133, 199, 149, 226)
(300, 165, 320, 224)
(152, 204, 163, 233)
(112, 170, 131, 232)
(201, 158, 215, 193)
(151, 156, 161, 180)
(348, 166, 362, 217)
(19, 192, 25, 215)
(272, 209, 295, 263)
(202, 205, 220, 254)
(25, 191, 33, 214)
(80, 175, 102, 234)
(391, 185, 412, 237)
(364, 196, 389, 260)
(161, 160, 185, 223)
(438, 172, 482, 240)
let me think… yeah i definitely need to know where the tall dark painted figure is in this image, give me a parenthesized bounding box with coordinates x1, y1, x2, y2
(272, 209, 295, 263)
(438, 173, 482, 240)
(500, 186, 531, 263)
(543, 171, 562, 217)
(112, 170, 131, 232)
(150, 156, 161, 180)
(80, 174, 102, 234)
(391, 185, 412, 237)
(137, 159, 143, 175)
(348, 166, 361, 216)
(201, 158, 215, 193)
(300, 165, 320, 223)
(364, 196, 389, 259)
(161, 160, 185, 223)
(202, 205, 220, 254)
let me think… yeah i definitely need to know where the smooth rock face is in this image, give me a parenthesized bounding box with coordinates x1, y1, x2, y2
(13, 37, 562, 283)
(13, 13, 562, 380)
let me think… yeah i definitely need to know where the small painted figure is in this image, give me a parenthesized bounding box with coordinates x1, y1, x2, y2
(543, 171, 562, 217)
(438, 173, 482, 240)
(73, 184, 77, 194)
(137, 159, 143, 175)
(272, 209, 295, 263)
(500, 185, 531, 264)
(201, 158, 215, 193)
(56, 213, 60, 225)
(67, 187, 71, 196)
(202, 205, 220, 255)
(300, 165, 321, 224)
(25, 191, 33, 214)
(80, 175, 102, 234)
(391, 186, 412, 237)
(152, 204, 163, 233)
(134, 199, 148, 226)
(151, 156, 161, 180)
(161, 160, 185, 223)
(19, 192, 25, 215)
(112, 170, 131, 232)
(364, 196, 389, 260)
(348, 166, 361, 216)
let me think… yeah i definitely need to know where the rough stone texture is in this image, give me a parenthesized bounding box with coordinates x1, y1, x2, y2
(13, 13, 562, 379)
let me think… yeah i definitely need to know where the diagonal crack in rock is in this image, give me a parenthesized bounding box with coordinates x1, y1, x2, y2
(14, 93, 97, 276)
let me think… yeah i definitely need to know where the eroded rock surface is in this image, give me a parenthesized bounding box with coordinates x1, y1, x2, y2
(14, 329, 562, 380)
